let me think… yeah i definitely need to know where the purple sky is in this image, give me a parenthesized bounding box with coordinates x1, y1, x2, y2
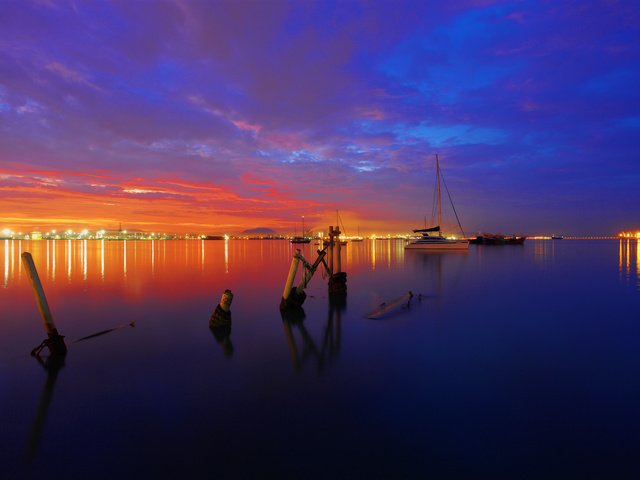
(1, 0, 638, 235)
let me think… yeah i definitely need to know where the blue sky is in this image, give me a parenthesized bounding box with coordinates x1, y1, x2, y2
(1, 0, 638, 234)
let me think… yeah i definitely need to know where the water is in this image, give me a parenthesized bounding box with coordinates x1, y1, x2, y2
(1, 239, 639, 478)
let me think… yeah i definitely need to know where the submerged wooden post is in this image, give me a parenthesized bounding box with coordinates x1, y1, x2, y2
(210, 289, 233, 327)
(21, 252, 67, 355)
(219, 289, 233, 313)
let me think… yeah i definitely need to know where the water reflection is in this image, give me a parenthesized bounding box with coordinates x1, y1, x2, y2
(224, 239, 229, 273)
(210, 325, 233, 357)
(619, 239, 640, 290)
(83, 240, 88, 281)
(3, 239, 8, 287)
(26, 352, 66, 460)
(281, 299, 343, 372)
(101, 239, 105, 281)
(532, 239, 554, 262)
(66, 239, 71, 281)
(0, 239, 418, 292)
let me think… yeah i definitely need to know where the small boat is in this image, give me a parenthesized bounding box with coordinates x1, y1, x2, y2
(290, 216, 311, 244)
(469, 234, 526, 245)
(405, 154, 469, 251)
(351, 226, 364, 242)
(366, 292, 414, 319)
(551, 235, 564, 240)
(406, 229, 469, 250)
(291, 237, 311, 244)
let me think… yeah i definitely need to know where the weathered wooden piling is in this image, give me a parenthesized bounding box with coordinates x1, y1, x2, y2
(210, 289, 233, 327)
(282, 250, 301, 301)
(327, 226, 347, 295)
(279, 227, 346, 310)
(21, 252, 67, 356)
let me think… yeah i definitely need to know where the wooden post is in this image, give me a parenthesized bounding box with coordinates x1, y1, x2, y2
(282, 249, 301, 301)
(335, 226, 342, 274)
(328, 226, 334, 276)
(21, 252, 67, 355)
(296, 248, 327, 292)
(219, 289, 233, 312)
(210, 288, 233, 327)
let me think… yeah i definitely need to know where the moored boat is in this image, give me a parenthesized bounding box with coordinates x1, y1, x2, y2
(469, 234, 526, 245)
(405, 154, 469, 251)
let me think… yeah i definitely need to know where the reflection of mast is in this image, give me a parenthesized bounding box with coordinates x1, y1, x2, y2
(437, 253, 442, 296)
(26, 353, 65, 461)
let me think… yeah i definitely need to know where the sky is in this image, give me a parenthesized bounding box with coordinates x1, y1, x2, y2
(1, 0, 639, 236)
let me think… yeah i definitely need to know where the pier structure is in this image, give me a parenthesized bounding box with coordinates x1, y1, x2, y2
(280, 225, 347, 311)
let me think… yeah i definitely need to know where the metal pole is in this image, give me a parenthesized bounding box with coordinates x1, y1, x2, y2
(436, 153, 442, 229)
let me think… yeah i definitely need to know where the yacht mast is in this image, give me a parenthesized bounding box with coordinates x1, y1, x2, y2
(436, 154, 442, 229)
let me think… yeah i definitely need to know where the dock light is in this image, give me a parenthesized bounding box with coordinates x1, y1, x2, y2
(52, 230, 56, 234)
(224, 234, 229, 240)
(3, 228, 10, 236)
(81, 229, 88, 235)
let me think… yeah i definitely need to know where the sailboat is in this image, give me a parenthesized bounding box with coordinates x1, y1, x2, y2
(405, 154, 469, 251)
(291, 216, 311, 244)
(351, 226, 364, 242)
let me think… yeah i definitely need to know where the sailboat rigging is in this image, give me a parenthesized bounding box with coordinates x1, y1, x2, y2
(405, 154, 469, 251)
(291, 216, 311, 244)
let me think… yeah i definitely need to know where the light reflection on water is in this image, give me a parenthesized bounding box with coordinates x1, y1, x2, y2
(619, 239, 640, 290)
(1, 239, 640, 478)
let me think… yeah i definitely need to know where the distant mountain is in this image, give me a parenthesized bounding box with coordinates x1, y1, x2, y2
(241, 227, 277, 235)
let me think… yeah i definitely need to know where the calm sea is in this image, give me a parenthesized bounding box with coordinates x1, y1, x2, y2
(1, 239, 639, 478)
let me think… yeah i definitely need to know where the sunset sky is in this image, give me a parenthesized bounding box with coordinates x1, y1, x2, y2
(1, 0, 638, 235)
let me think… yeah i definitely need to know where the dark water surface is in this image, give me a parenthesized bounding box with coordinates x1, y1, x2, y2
(1, 239, 640, 479)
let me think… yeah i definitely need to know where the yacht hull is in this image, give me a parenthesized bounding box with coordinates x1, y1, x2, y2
(405, 240, 469, 250)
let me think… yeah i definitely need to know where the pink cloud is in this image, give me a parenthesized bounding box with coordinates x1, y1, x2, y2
(45, 62, 101, 90)
(232, 119, 262, 134)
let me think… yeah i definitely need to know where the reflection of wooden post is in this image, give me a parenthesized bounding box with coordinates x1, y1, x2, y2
(26, 355, 65, 460)
(282, 320, 300, 369)
(21, 252, 67, 355)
